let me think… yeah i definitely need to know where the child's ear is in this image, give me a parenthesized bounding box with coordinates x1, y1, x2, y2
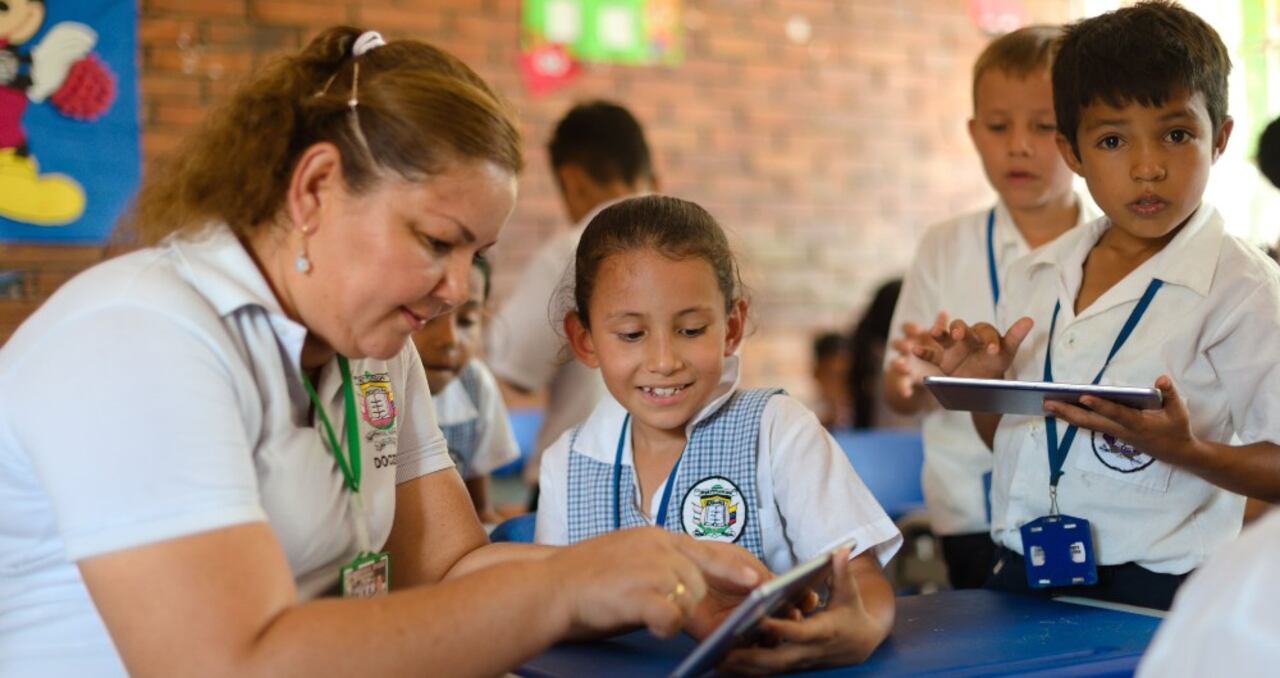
(1054, 132, 1085, 176)
(1212, 116, 1234, 162)
(724, 299, 748, 357)
(967, 117, 977, 147)
(564, 311, 601, 368)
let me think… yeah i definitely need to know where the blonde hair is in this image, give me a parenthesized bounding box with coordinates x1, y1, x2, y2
(126, 26, 522, 244)
(972, 25, 1065, 110)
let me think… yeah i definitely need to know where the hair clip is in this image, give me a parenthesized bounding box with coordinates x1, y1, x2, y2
(353, 31, 387, 57)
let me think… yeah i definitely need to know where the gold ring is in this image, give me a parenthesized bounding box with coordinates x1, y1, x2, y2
(668, 581, 687, 602)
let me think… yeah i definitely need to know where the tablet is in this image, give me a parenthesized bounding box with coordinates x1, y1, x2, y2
(668, 539, 855, 678)
(923, 376, 1162, 416)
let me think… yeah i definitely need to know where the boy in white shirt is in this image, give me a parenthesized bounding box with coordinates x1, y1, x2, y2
(884, 25, 1096, 589)
(413, 260, 519, 523)
(913, 1, 1280, 610)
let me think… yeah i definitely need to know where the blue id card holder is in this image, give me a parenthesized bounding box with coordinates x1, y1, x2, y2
(1020, 514, 1098, 589)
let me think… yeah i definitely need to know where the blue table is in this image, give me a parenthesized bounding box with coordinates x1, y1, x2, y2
(517, 590, 1163, 677)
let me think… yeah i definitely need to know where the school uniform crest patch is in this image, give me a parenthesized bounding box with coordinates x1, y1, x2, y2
(1091, 430, 1154, 473)
(356, 371, 396, 430)
(681, 476, 747, 543)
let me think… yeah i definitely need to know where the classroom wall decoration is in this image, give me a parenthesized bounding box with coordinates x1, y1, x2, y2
(521, 0, 683, 78)
(0, 0, 138, 244)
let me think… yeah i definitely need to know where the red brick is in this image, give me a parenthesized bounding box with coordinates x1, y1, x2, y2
(249, 0, 351, 27)
(147, 0, 246, 19)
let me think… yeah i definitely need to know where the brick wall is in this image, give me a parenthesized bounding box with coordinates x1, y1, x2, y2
(1, 0, 1082, 398)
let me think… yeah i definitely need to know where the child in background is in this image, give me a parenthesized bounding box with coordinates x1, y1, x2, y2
(536, 195, 901, 670)
(914, 1, 1280, 610)
(883, 25, 1096, 590)
(850, 278, 916, 430)
(413, 258, 519, 524)
(811, 331, 851, 429)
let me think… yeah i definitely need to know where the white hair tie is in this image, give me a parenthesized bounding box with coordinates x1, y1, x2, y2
(353, 31, 386, 57)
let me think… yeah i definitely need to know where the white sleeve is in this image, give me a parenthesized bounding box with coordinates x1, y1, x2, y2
(764, 396, 902, 566)
(1136, 510, 1280, 678)
(533, 430, 573, 545)
(467, 363, 521, 477)
(883, 226, 944, 373)
(394, 342, 454, 483)
(487, 241, 572, 391)
(5, 305, 266, 561)
(1201, 281, 1280, 446)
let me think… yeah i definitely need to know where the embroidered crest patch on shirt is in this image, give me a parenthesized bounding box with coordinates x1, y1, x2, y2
(1091, 430, 1155, 473)
(356, 371, 397, 431)
(681, 476, 748, 543)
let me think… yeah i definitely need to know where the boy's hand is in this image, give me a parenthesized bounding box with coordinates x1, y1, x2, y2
(1042, 375, 1201, 466)
(885, 317, 945, 403)
(912, 313, 1034, 381)
(718, 550, 891, 674)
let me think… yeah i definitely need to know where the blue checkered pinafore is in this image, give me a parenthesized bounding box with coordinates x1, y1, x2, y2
(440, 365, 484, 478)
(565, 388, 783, 561)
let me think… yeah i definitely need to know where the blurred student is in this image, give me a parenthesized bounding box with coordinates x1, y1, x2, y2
(812, 332, 851, 429)
(413, 258, 519, 524)
(487, 101, 658, 504)
(882, 25, 1095, 589)
(849, 279, 917, 430)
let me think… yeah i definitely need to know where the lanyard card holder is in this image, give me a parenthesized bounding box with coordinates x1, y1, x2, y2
(1020, 514, 1098, 589)
(341, 551, 391, 598)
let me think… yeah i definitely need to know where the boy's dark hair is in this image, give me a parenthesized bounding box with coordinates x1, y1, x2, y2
(971, 25, 1064, 111)
(1258, 115, 1280, 190)
(548, 100, 653, 186)
(473, 255, 492, 301)
(813, 332, 850, 362)
(572, 195, 739, 328)
(1053, 1, 1231, 159)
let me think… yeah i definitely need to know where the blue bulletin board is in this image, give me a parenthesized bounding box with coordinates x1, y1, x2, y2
(0, 0, 139, 244)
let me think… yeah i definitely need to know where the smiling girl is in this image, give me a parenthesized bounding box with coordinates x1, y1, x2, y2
(535, 195, 902, 672)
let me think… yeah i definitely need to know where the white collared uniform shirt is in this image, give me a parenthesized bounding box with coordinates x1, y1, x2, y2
(1137, 508, 1280, 678)
(0, 225, 453, 676)
(887, 197, 1097, 536)
(434, 359, 520, 478)
(535, 356, 903, 572)
(992, 205, 1280, 574)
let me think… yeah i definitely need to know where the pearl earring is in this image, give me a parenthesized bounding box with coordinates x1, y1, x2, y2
(295, 223, 315, 274)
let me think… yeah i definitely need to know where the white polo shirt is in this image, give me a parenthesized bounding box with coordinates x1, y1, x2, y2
(1137, 508, 1280, 678)
(487, 204, 620, 484)
(886, 197, 1097, 536)
(0, 225, 452, 675)
(434, 359, 520, 478)
(535, 356, 903, 573)
(992, 205, 1280, 574)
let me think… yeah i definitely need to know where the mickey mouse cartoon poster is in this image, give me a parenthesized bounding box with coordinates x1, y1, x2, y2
(0, 0, 138, 243)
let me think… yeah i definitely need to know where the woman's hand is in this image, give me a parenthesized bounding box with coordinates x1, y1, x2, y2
(912, 312, 1035, 381)
(548, 528, 761, 639)
(719, 550, 894, 674)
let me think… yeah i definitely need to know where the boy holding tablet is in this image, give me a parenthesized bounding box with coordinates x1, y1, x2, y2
(884, 25, 1096, 589)
(913, 1, 1280, 610)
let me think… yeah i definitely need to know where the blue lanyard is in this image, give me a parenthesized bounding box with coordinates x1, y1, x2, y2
(613, 414, 683, 530)
(1042, 278, 1164, 490)
(985, 208, 1000, 309)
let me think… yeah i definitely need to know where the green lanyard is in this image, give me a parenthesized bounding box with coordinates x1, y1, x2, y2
(301, 355, 362, 494)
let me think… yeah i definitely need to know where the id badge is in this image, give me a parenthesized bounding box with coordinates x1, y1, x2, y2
(1020, 514, 1097, 589)
(340, 551, 391, 598)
